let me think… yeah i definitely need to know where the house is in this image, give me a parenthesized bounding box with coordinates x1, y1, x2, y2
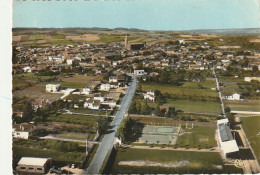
(32, 99, 48, 110)
(224, 93, 241, 101)
(46, 84, 60, 93)
(216, 119, 239, 158)
(81, 87, 92, 95)
(66, 59, 74, 65)
(16, 157, 52, 174)
(12, 123, 34, 139)
(134, 70, 146, 76)
(143, 89, 155, 102)
(13, 111, 23, 118)
(23, 66, 32, 73)
(94, 94, 106, 102)
(159, 105, 170, 114)
(244, 77, 260, 82)
(109, 76, 118, 83)
(84, 99, 100, 110)
(100, 84, 111, 91)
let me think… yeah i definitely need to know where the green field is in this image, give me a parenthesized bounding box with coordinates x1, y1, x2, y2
(13, 146, 83, 168)
(167, 99, 222, 114)
(225, 100, 260, 111)
(51, 34, 66, 39)
(97, 35, 140, 42)
(110, 148, 242, 174)
(65, 94, 87, 101)
(29, 34, 46, 40)
(241, 116, 260, 163)
(176, 127, 217, 148)
(141, 81, 219, 101)
(48, 39, 75, 45)
(69, 108, 107, 115)
(14, 73, 56, 82)
(47, 114, 99, 126)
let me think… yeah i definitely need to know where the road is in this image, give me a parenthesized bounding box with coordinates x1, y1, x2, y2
(86, 73, 137, 174)
(213, 69, 226, 118)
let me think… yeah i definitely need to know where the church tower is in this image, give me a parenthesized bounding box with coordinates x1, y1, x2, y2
(124, 34, 128, 48)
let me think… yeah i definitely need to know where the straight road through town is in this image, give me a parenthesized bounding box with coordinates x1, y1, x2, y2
(86, 73, 137, 174)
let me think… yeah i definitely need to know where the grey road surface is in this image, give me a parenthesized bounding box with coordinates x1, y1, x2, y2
(86, 74, 137, 174)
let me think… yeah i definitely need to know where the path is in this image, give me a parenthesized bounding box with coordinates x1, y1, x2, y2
(86, 73, 137, 174)
(40, 134, 99, 144)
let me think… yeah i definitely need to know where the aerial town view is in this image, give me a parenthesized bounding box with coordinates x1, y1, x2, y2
(8, 0, 260, 174)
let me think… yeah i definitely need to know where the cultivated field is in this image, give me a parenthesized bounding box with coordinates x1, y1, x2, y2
(110, 148, 242, 174)
(13, 84, 63, 100)
(241, 116, 260, 163)
(225, 100, 260, 111)
(166, 99, 222, 114)
(141, 81, 219, 101)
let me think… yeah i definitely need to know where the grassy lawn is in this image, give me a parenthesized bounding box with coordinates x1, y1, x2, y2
(47, 114, 99, 126)
(141, 81, 219, 101)
(13, 146, 84, 168)
(166, 99, 222, 114)
(224, 100, 260, 111)
(176, 127, 217, 148)
(241, 116, 260, 163)
(110, 148, 242, 174)
(12, 78, 36, 90)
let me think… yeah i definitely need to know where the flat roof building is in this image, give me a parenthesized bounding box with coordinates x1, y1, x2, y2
(217, 119, 239, 158)
(16, 157, 52, 174)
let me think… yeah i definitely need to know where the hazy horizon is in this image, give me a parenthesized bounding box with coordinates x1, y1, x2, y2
(13, 0, 260, 30)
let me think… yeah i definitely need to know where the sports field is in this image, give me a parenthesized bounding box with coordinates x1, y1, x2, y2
(241, 116, 260, 163)
(136, 125, 179, 145)
(176, 127, 217, 148)
(110, 148, 242, 174)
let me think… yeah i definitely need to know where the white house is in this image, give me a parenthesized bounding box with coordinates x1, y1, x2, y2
(46, 84, 60, 93)
(100, 84, 111, 91)
(23, 66, 32, 73)
(244, 77, 260, 82)
(143, 89, 155, 102)
(134, 70, 146, 76)
(109, 76, 118, 83)
(66, 59, 74, 65)
(81, 87, 92, 95)
(225, 93, 241, 101)
(12, 123, 34, 139)
(84, 99, 100, 110)
(178, 39, 185, 44)
(94, 94, 105, 102)
(216, 119, 239, 158)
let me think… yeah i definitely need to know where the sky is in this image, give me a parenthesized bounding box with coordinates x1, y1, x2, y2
(12, 0, 260, 31)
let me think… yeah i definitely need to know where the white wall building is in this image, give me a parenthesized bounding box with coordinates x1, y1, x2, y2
(225, 93, 241, 100)
(82, 87, 92, 95)
(12, 123, 34, 139)
(216, 119, 239, 158)
(143, 89, 155, 102)
(100, 84, 111, 91)
(16, 157, 52, 174)
(23, 66, 32, 73)
(66, 59, 74, 65)
(46, 84, 60, 93)
(134, 70, 146, 76)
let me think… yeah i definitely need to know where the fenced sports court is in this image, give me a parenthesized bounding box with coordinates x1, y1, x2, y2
(136, 125, 180, 145)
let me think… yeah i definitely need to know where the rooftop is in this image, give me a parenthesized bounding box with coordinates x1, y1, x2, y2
(18, 157, 51, 166)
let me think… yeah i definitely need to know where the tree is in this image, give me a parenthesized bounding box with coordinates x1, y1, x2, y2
(23, 102, 34, 122)
(117, 117, 133, 143)
(141, 101, 151, 115)
(96, 117, 109, 135)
